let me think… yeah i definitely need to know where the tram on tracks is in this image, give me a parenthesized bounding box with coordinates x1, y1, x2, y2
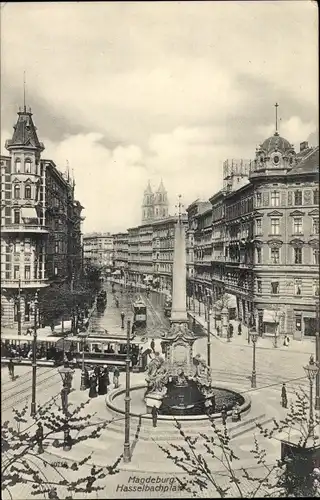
(96, 289, 107, 309)
(132, 298, 147, 327)
(1, 333, 64, 366)
(66, 331, 149, 371)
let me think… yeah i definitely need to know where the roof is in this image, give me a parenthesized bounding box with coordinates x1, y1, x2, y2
(144, 180, 153, 194)
(6, 109, 44, 151)
(289, 146, 319, 175)
(156, 179, 166, 193)
(260, 132, 292, 154)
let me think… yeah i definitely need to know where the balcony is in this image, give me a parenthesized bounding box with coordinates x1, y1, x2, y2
(1, 224, 50, 234)
(2, 278, 49, 289)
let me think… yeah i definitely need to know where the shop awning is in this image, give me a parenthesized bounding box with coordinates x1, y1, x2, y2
(263, 309, 276, 323)
(143, 275, 153, 282)
(21, 207, 38, 220)
(112, 270, 121, 275)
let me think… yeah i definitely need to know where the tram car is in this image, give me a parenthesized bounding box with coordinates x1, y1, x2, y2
(132, 299, 147, 327)
(67, 332, 149, 371)
(96, 289, 107, 309)
(1, 333, 64, 366)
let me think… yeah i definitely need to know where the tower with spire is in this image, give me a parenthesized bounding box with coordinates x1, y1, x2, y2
(141, 180, 154, 223)
(153, 179, 169, 220)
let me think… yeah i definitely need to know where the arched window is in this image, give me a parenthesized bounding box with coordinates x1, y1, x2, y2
(25, 159, 31, 173)
(25, 184, 32, 199)
(15, 158, 21, 173)
(14, 184, 20, 199)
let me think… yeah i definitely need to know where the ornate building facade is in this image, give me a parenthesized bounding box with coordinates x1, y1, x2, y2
(1, 107, 84, 328)
(188, 130, 319, 340)
(113, 232, 128, 276)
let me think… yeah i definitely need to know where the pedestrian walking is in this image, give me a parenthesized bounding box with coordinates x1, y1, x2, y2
(221, 404, 227, 425)
(228, 323, 234, 338)
(216, 325, 220, 336)
(35, 422, 44, 454)
(281, 383, 287, 408)
(88, 375, 97, 398)
(8, 358, 14, 379)
(283, 335, 290, 347)
(152, 406, 158, 427)
(150, 339, 155, 353)
(113, 367, 120, 388)
(238, 323, 242, 336)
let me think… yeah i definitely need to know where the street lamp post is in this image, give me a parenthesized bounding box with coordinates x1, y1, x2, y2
(58, 365, 75, 451)
(315, 302, 320, 411)
(193, 281, 196, 313)
(303, 360, 319, 437)
(17, 277, 21, 336)
(207, 294, 211, 368)
(79, 332, 87, 391)
(251, 326, 258, 389)
(121, 311, 125, 329)
(123, 320, 131, 463)
(30, 291, 38, 417)
(198, 295, 201, 316)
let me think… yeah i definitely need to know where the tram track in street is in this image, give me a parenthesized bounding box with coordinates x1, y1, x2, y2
(2, 370, 61, 411)
(1, 367, 56, 394)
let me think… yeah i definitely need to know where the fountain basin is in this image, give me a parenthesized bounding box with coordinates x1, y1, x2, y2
(106, 383, 251, 421)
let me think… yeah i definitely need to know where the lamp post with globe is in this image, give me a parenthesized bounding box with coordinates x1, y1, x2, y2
(251, 325, 258, 389)
(303, 359, 319, 437)
(58, 365, 75, 451)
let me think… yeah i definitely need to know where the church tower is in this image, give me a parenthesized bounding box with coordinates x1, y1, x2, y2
(141, 181, 154, 223)
(154, 179, 169, 220)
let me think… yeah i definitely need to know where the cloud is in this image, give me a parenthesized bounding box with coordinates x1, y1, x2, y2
(1, 1, 318, 232)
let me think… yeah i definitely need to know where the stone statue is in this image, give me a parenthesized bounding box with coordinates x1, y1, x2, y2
(193, 354, 208, 378)
(176, 370, 188, 387)
(146, 353, 168, 395)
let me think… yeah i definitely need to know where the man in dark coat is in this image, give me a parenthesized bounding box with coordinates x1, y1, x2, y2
(238, 323, 242, 336)
(89, 375, 97, 398)
(150, 339, 155, 353)
(151, 406, 158, 427)
(221, 404, 227, 425)
(281, 383, 287, 408)
(8, 359, 14, 379)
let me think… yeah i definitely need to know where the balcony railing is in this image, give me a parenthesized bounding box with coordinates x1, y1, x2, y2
(2, 279, 49, 288)
(1, 224, 49, 233)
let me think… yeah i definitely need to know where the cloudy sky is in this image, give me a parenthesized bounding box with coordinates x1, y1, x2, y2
(1, 1, 318, 233)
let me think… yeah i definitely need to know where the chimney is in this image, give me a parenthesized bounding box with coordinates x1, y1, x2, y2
(300, 141, 309, 152)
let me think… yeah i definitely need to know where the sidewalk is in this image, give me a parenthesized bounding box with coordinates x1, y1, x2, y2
(188, 310, 315, 355)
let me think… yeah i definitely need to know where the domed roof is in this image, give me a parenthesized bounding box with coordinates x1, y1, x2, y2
(260, 132, 293, 154)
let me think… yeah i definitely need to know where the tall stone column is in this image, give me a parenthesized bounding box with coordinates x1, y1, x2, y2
(171, 222, 188, 323)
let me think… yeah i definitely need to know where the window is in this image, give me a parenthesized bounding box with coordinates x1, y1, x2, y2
(294, 190, 302, 205)
(15, 158, 21, 173)
(14, 184, 20, 199)
(14, 241, 20, 254)
(271, 281, 279, 294)
(312, 218, 319, 235)
(271, 218, 280, 235)
(313, 249, 319, 265)
(25, 185, 31, 199)
(24, 266, 31, 280)
(294, 279, 302, 295)
(256, 247, 262, 264)
(294, 247, 302, 264)
(271, 248, 280, 264)
(271, 191, 280, 207)
(314, 280, 319, 296)
(25, 159, 31, 173)
(14, 266, 20, 280)
(293, 217, 303, 235)
(257, 280, 262, 294)
(314, 189, 319, 205)
(256, 193, 262, 207)
(24, 241, 31, 253)
(14, 210, 20, 224)
(256, 219, 262, 235)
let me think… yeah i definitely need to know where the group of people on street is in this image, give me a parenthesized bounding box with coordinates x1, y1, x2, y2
(83, 365, 121, 398)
